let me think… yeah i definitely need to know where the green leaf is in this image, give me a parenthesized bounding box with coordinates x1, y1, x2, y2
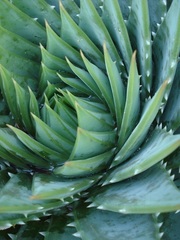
(29, 87, 40, 118)
(62, 88, 107, 113)
(43, 103, 76, 141)
(0, 145, 28, 168)
(104, 44, 125, 129)
(161, 62, 180, 131)
(0, 211, 45, 231)
(44, 215, 77, 240)
(54, 150, 114, 177)
(152, 0, 180, 95)
(105, 128, 180, 184)
(127, 0, 152, 96)
(9, 125, 64, 164)
(160, 212, 180, 240)
(79, 0, 123, 72)
(81, 52, 115, 115)
(38, 63, 65, 95)
(73, 203, 159, 240)
(0, 173, 42, 214)
(45, 22, 83, 67)
(69, 127, 116, 160)
(0, 0, 46, 45)
(60, 2, 104, 69)
(32, 114, 74, 155)
(54, 97, 77, 128)
(0, 127, 48, 168)
(0, 46, 39, 86)
(13, 81, 34, 134)
(10, 0, 61, 32)
(0, 25, 40, 62)
(113, 80, 168, 166)
(31, 173, 99, 200)
(102, 0, 133, 71)
(75, 102, 114, 132)
(91, 165, 180, 214)
(40, 44, 71, 73)
(117, 51, 140, 148)
(147, 0, 167, 33)
(66, 57, 103, 100)
(0, 173, 70, 214)
(0, 65, 20, 124)
(58, 73, 94, 96)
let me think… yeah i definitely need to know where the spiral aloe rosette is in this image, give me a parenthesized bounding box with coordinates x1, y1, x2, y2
(0, 0, 180, 239)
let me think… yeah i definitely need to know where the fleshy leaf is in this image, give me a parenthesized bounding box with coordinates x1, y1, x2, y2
(103, 44, 125, 129)
(54, 150, 114, 177)
(105, 128, 180, 184)
(0, 0, 46, 44)
(117, 51, 140, 148)
(152, 0, 180, 95)
(113, 80, 168, 166)
(69, 127, 116, 160)
(91, 165, 180, 214)
(31, 173, 99, 200)
(60, 2, 104, 68)
(73, 203, 159, 240)
(102, 0, 133, 71)
(10, 0, 61, 32)
(127, 0, 152, 95)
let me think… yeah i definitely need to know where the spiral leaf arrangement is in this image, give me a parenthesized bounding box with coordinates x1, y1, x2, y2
(0, 0, 179, 239)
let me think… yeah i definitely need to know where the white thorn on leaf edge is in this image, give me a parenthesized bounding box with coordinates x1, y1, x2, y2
(159, 232, 164, 238)
(67, 222, 76, 227)
(73, 232, 81, 238)
(155, 212, 160, 217)
(87, 203, 96, 208)
(97, 205, 105, 210)
(170, 174, 175, 181)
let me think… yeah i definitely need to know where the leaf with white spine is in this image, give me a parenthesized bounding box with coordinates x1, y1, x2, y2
(9, 125, 63, 164)
(0, 25, 40, 61)
(31, 173, 99, 200)
(0, 127, 48, 168)
(75, 102, 114, 132)
(66, 57, 103, 100)
(60, 2, 104, 69)
(40, 44, 71, 73)
(0, 0, 46, 44)
(102, 0, 133, 71)
(58, 73, 94, 96)
(54, 150, 114, 177)
(73, 203, 159, 240)
(69, 127, 116, 160)
(10, 0, 61, 32)
(105, 128, 180, 184)
(117, 51, 140, 148)
(127, 0, 152, 96)
(113, 80, 168, 167)
(45, 22, 83, 67)
(153, 0, 180, 94)
(81, 52, 115, 115)
(104, 44, 125, 130)
(32, 114, 73, 154)
(79, 0, 123, 72)
(91, 165, 180, 214)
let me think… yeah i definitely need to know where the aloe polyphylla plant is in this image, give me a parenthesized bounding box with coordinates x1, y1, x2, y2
(0, 0, 179, 239)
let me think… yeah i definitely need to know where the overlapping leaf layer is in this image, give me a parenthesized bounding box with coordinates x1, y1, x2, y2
(0, 0, 179, 239)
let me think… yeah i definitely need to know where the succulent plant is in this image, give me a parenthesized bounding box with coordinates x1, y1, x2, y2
(0, 0, 179, 239)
